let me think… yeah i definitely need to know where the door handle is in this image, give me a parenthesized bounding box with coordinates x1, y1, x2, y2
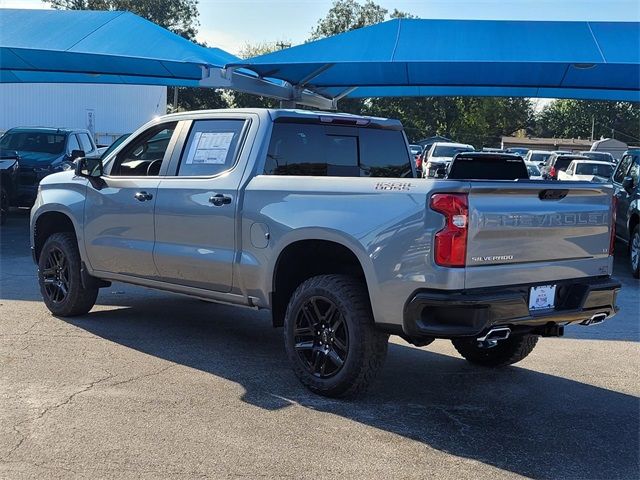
(134, 191, 153, 202)
(209, 193, 232, 206)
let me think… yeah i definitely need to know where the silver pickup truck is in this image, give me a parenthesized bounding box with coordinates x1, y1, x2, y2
(30, 109, 621, 397)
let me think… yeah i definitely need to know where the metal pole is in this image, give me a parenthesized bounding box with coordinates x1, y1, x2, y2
(590, 115, 595, 141)
(173, 87, 179, 112)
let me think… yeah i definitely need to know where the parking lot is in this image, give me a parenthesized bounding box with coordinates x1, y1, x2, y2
(0, 211, 638, 479)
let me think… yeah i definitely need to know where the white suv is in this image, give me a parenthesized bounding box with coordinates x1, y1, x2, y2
(423, 142, 474, 178)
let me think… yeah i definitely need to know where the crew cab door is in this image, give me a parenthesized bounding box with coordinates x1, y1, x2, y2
(152, 116, 253, 292)
(612, 153, 638, 242)
(83, 121, 179, 278)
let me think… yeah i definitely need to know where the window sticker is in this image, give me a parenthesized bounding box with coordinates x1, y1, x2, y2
(185, 131, 234, 165)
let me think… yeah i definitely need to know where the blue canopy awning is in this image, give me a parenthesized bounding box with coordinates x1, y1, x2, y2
(0, 9, 333, 109)
(230, 19, 640, 102)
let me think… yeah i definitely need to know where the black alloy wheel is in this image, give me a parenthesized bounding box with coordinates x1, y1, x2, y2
(41, 246, 71, 304)
(293, 296, 349, 378)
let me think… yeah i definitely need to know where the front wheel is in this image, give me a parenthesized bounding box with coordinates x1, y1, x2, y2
(38, 232, 98, 316)
(630, 225, 639, 279)
(284, 274, 389, 398)
(452, 333, 539, 367)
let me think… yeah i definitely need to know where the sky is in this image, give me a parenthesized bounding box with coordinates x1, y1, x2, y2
(1, 0, 639, 55)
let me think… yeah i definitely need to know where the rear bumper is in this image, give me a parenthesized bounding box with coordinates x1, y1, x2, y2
(403, 276, 621, 339)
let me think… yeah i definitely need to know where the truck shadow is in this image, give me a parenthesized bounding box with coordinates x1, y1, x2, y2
(64, 295, 640, 480)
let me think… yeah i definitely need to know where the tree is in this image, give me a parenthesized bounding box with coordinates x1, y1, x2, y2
(46, 0, 200, 40)
(310, 0, 387, 40)
(535, 100, 640, 143)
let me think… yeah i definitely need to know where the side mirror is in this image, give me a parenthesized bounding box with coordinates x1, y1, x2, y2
(435, 167, 447, 179)
(70, 149, 86, 160)
(75, 157, 103, 178)
(622, 176, 634, 193)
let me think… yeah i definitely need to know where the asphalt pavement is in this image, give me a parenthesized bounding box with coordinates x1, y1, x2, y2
(1, 210, 638, 479)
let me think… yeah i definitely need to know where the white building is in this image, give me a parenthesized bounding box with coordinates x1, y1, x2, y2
(0, 83, 167, 145)
(590, 138, 628, 160)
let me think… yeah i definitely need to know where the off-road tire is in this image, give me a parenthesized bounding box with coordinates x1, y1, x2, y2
(630, 224, 639, 279)
(284, 274, 389, 398)
(452, 334, 539, 367)
(38, 232, 98, 316)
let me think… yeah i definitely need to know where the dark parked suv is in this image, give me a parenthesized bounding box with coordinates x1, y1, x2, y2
(612, 149, 639, 278)
(542, 153, 589, 180)
(0, 127, 101, 206)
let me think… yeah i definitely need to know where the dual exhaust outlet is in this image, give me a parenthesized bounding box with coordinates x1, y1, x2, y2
(476, 312, 609, 343)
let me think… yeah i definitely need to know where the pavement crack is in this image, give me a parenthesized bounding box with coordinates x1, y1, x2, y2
(109, 364, 175, 388)
(0, 369, 115, 463)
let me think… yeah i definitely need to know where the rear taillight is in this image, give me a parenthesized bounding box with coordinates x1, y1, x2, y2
(416, 156, 422, 169)
(430, 193, 468, 267)
(610, 194, 617, 255)
(550, 166, 556, 178)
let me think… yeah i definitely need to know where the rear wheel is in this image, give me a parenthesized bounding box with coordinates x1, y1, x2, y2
(452, 333, 539, 367)
(38, 232, 98, 316)
(630, 225, 639, 279)
(284, 274, 388, 397)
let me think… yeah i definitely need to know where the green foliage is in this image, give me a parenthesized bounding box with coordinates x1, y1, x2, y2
(46, 0, 200, 40)
(310, 0, 388, 39)
(535, 100, 640, 143)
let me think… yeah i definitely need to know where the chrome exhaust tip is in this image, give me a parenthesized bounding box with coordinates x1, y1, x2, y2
(477, 327, 511, 343)
(580, 313, 608, 326)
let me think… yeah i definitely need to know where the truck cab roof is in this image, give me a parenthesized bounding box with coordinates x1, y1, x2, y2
(154, 108, 404, 130)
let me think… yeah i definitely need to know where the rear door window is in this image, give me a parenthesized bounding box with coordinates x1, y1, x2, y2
(265, 122, 412, 178)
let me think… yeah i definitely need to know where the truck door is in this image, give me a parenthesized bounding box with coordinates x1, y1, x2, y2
(152, 116, 253, 292)
(83, 121, 179, 278)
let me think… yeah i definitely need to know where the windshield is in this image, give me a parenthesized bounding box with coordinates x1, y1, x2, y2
(583, 152, 613, 162)
(527, 164, 541, 176)
(100, 134, 131, 160)
(433, 145, 474, 157)
(575, 163, 614, 177)
(410, 145, 422, 155)
(554, 157, 575, 171)
(0, 131, 66, 154)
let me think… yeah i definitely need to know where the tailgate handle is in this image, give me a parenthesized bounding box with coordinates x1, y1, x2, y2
(539, 189, 568, 201)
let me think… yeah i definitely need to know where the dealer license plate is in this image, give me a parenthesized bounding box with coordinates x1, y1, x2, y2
(529, 284, 556, 312)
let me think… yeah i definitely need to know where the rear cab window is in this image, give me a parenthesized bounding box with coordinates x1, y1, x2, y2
(447, 156, 529, 180)
(264, 121, 413, 178)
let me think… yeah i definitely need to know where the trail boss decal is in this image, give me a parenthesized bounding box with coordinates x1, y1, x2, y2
(374, 182, 414, 191)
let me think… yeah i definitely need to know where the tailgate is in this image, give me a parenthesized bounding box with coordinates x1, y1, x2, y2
(465, 182, 614, 289)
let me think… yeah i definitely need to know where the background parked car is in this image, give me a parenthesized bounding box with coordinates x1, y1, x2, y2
(582, 151, 616, 164)
(523, 149, 553, 167)
(0, 127, 105, 206)
(557, 160, 614, 182)
(525, 161, 543, 179)
(542, 153, 589, 180)
(504, 147, 530, 157)
(0, 148, 19, 224)
(612, 149, 639, 278)
(423, 142, 474, 177)
(445, 152, 529, 180)
(409, 144, 423, 171)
